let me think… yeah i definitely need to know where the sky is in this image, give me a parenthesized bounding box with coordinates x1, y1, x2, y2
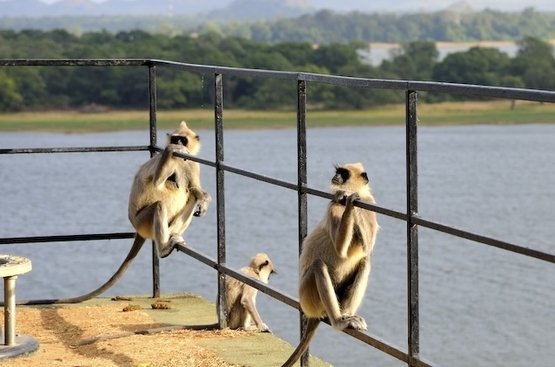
(33, 0, 555, 12)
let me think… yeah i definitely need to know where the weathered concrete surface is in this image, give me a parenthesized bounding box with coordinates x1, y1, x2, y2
(86, 293, 332, 367)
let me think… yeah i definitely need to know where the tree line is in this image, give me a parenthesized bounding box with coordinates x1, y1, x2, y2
(0, 30, 554, 111)
(220, 8, 555, 44)
(2, 8, 555, 43)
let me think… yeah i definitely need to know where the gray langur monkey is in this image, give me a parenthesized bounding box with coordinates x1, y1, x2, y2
(17, 121, 211, 305)
(225, 253, 276, 332)
(128, 120, 211, 258)
(282, 162, 379, 367)
(9, 121, 210, 306)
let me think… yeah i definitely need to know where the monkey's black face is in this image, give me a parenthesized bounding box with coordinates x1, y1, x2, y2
(170, 135, 188, 146)
(332, 165, 369, 186)
(332, 167, 350, 185)
(169, 134, 200, 147)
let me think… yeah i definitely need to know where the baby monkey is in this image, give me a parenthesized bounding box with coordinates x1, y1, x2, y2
(225, 253, 276, 332)
(282, 162, 379, 366)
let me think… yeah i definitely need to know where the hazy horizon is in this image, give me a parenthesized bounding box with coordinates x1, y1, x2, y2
(22, 0, 555, 12)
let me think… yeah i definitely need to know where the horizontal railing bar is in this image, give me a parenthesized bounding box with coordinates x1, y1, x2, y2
(150, 59, 299, 81)
(2, 59, 555, 102)
(216, 161, 410, 222)
(175, 243, 299, 308)
(175, 243, 218, 269)
(168, 149, 217, 168)
(303, 187, 409, 221)
(1, 216, 548, 265)
(300, 72, 407, 90)
(220, 265, 299, 310)
(414, 216, 555, 264)
(175, 243, 437, 366)
(5, 137, 548, 270)
(342, 328, 434, 367)
(0, 146, 148, 155)
(151, 60, 555, 101)
(408, 81, 555, 103)
(183, 152, 553, 263)
(221, 162, 299, 191)
(0, 59, 149, 67)
(0, 232, 135, 245)
(0, 233, 439, 367)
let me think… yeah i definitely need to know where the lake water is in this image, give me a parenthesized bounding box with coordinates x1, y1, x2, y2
(0, 124, 554, 367)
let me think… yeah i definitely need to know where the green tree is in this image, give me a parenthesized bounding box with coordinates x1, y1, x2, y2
(312, 43, 360, 74)
(0, 70, 22, 111)
(433, 47, 514, 86)
(5, 68, 48, 108)
(511, 36, 555, 90)
(380, 41, 439, 80)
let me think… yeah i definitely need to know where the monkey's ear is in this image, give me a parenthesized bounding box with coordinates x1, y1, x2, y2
(361, 172, 369, 183)
(259, 260, 269, 271)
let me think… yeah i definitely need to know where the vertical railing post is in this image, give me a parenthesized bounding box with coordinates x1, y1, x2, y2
(214, 72, 227, 328)
(4, 276, 17, 346)
(406, 90, 419, 365)
(148, 63, 160, 299)
(297, 79, 309, 367)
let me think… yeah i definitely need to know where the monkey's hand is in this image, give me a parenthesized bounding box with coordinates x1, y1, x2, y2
(168, 144, 189, 160)
(333, 191, 360, 206)
(333, 190, 348, 204)
(346, 192, 360, 206)
(193, 190, 211, 217)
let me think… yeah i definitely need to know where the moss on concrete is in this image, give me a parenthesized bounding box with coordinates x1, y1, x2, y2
(88, 294, 331, 367)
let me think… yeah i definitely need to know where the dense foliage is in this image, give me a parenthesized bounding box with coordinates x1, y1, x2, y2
(0, 30, 554, 111)
(2, 9, 555, 43)
(220, 9, 555, 44)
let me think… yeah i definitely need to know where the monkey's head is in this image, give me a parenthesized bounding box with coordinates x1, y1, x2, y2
(250, 253, 276, 284)
(331, 162, 371, 198)
(167, 121, 201, 156)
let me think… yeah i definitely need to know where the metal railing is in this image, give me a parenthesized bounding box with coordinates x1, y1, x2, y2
(1, 59, 555, 367)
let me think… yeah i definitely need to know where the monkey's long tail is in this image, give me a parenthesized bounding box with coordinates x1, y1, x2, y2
(8, 234, 146, 305)
(281, 318, 320, 367)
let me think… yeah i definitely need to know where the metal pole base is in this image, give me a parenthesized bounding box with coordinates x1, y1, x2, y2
(0, 332, 39, 360)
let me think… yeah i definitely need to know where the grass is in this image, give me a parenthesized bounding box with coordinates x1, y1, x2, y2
(0, 100, 554, 133)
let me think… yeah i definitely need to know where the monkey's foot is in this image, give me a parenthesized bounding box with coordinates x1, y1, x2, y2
(169, 234, 186, 249)
(334, 314, 367, 331)
(159, 235, 186, 258)
(259, 323, 272, 333)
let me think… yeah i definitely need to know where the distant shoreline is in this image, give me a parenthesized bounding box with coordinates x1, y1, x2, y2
(368, 39, 555, 50)
(361, 40, 555, 65)
(1, 101, 554, 133)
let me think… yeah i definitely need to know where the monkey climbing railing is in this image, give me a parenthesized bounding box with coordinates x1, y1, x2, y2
(1, 59, 555, 367)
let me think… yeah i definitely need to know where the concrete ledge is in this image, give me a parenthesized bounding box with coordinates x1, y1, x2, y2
(70, 293, 331, 367)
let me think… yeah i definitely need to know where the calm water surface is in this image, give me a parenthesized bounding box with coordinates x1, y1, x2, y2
(1, 125, 553, 367)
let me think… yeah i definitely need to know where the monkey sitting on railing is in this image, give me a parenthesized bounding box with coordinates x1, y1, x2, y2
(282, 163, 379, 366)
